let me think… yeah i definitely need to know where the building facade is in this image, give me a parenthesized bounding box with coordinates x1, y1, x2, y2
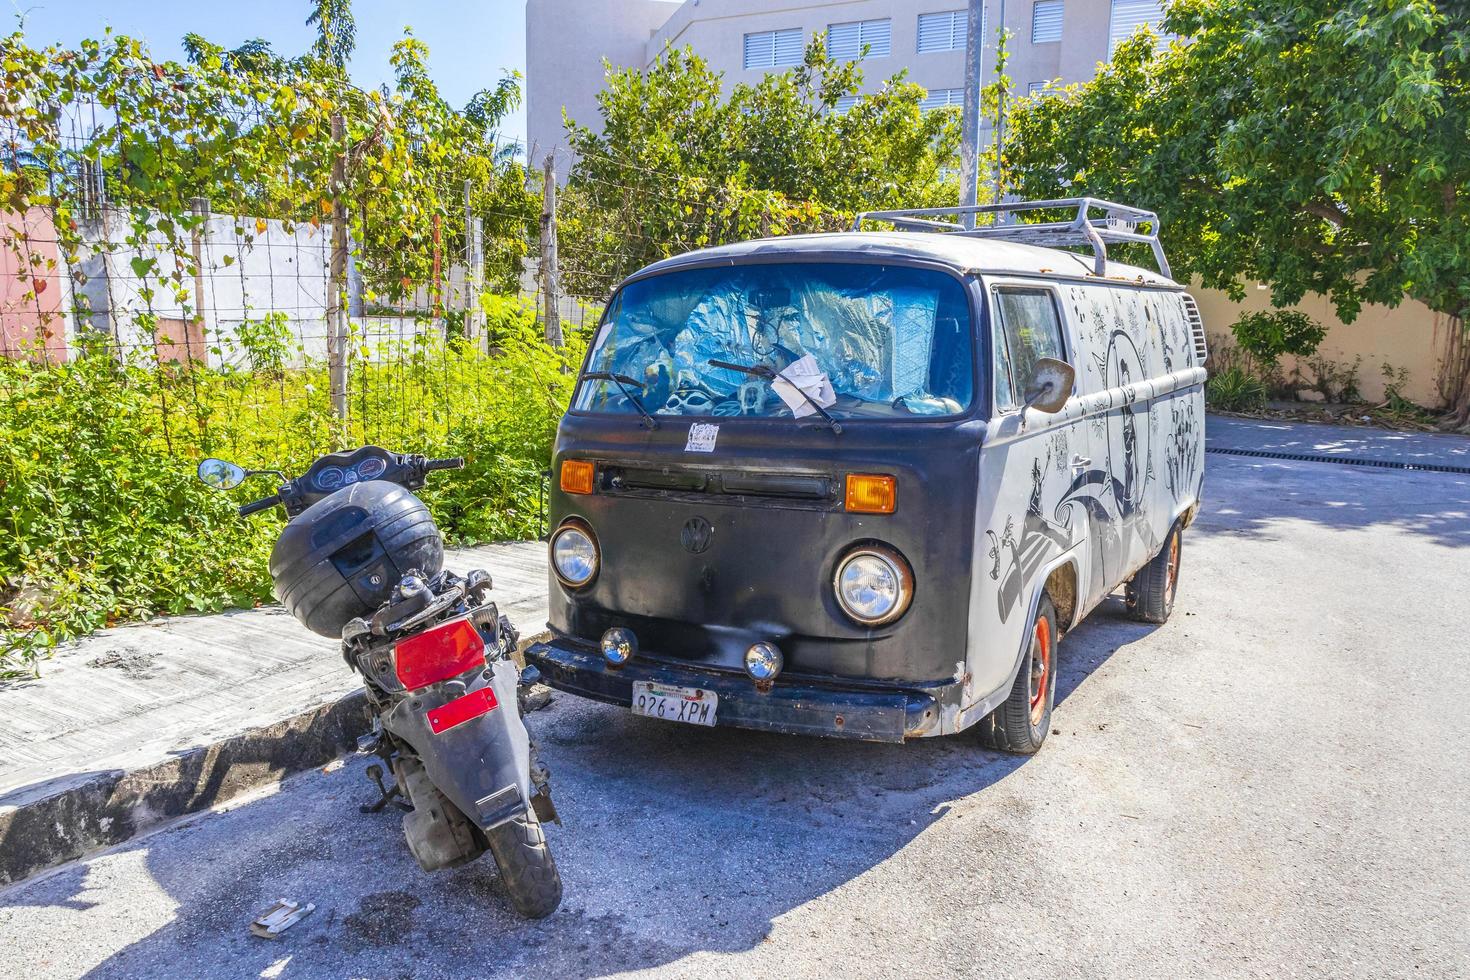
(525, 0, 1171, 162)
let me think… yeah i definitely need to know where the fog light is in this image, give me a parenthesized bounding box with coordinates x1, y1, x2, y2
(601, 627, 636, 667)
(744, 642, 783, 683)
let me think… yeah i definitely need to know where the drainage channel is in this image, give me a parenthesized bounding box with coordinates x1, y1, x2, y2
(1205, 445, 1470, 475)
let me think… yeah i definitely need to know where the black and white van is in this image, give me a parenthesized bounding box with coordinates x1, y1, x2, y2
(527, 199, 1207, 754)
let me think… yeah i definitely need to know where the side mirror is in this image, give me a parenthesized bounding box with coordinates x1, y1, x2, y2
(1022, 358, 1076, 415)
(197, 457, 247, 490)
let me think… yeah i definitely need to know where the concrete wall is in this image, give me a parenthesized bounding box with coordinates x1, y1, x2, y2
(1, 210, 71, 363)
(525, 0, 681, 163)
(1193, 285, 1446, 407)
(71, 210, 336, 367)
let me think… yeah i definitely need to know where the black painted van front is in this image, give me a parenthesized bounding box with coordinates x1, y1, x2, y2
(527, 411, 984, 742)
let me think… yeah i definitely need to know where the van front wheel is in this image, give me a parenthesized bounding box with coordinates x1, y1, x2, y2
(1126, 522, 1182, 624)
(977, 595, 1057, 755)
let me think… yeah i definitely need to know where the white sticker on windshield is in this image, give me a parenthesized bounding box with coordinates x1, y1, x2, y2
(685, 422, 719, 453)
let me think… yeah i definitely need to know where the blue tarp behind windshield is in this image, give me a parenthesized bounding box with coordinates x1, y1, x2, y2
(574, 262, 975, 420)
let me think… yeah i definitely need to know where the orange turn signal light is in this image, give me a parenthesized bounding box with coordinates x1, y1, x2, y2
(560, 459, 596, 495)
(845, 473, 896, 514)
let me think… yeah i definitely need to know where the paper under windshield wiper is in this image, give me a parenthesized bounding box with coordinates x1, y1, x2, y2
(707, 359, 842, 434)
(581, 371, 660, 430)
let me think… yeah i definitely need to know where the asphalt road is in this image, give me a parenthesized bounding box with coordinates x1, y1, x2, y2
(4, 418, 1469, 979)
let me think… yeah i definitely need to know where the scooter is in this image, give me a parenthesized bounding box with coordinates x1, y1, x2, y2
(197, 446, 562, 918)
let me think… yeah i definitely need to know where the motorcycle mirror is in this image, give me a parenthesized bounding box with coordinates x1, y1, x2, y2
(197, 457, 247, 490)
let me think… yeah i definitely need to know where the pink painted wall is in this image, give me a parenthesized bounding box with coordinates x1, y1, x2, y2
(1, 209, 68, 363)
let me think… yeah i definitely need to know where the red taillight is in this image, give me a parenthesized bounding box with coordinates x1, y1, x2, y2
(426, 686, 498, 734)
(393, 618, 485, 691)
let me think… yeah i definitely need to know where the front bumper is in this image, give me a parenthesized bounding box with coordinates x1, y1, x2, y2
(527, 636, 954, 743)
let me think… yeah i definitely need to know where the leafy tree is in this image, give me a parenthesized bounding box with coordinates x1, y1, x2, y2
(558, 38, 966, 294)
(1006, 0, 1470, 427)
(307, 0, 356, 69)
(1230, 310, 1327, 366)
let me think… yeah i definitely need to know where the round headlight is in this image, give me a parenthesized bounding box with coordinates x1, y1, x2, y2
(834, 546, 914, 626)
(550, 520, 599, 588)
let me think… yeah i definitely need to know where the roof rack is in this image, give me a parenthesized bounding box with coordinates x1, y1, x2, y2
(851, 197, 1171, 279)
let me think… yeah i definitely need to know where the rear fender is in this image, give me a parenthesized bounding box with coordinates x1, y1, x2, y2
(382, 659, 531, 829)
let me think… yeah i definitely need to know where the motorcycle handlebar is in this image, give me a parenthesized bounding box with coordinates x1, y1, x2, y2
(238, 494, 282, 517)
(423, 457, 465, 472)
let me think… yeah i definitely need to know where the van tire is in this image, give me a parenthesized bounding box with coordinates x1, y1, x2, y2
(1126, 522, 1182, 625)
(977, 595, 1057, 755)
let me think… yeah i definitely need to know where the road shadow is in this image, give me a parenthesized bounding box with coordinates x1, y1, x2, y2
(1194, 455, 1470, 548)
(1207, 415, 1470, 467)
(0, 605, 1162, 979)
(1196, 416, 1470, 549)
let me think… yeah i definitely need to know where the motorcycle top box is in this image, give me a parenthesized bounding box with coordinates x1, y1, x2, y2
(269, 478, 444, 637)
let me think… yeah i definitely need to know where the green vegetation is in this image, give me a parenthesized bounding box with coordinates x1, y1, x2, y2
(559, 37, 976, 293)
(1006, 0, 1470, 427)
(1204, 365, 1269, 413)
(0, 327, 581, 674)
(1229, 311, 1327, 366)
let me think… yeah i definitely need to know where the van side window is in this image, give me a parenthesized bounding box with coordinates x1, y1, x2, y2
(993, 288, 1067, 409)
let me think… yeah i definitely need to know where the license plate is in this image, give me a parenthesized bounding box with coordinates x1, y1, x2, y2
(631, 681, 718, 727)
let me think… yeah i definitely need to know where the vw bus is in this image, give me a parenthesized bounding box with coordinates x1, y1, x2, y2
(526, 199, 1207, 753)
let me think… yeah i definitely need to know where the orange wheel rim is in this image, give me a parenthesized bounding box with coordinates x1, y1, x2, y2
(1166, 532, 1181, 596)
(1029, 615, 1051, 726)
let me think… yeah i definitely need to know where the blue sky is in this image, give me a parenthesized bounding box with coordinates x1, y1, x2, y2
(8, 0, 531, 142)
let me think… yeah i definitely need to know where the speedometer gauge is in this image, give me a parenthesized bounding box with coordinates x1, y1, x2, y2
(356, 456, 387, 480)
(316, 466, 345, 491)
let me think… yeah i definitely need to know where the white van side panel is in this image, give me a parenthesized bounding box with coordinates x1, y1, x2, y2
(959, 278, 1205, 731)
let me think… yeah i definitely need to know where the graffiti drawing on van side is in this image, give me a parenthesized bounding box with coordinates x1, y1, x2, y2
(1046, 427, 1070, 475)
(992, 458, 1074, 623)
(986, 517, 1015, 581)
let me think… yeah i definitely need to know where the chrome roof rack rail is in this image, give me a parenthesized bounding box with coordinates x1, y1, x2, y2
(851, 197, 1171, 279)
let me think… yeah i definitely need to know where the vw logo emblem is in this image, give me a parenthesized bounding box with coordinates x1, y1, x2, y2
(681, 516, 714, 554)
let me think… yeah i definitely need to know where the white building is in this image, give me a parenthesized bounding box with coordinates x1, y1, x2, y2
(525, 0, 1171, 163)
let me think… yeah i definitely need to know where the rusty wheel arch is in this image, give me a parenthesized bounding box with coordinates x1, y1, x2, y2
(1044, 560, 1080, 635)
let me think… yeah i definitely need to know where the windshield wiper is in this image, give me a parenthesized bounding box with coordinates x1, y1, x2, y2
(581, 371, 660, 430)
(707, 359, 842, 434)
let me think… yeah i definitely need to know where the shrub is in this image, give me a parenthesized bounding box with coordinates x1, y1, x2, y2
(1205, 366, 1269, 412)
(1230, 310, 1327, 364)
(0, 329, 583, 676)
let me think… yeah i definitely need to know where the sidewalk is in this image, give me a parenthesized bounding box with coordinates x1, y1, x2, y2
(0, 542, 548, 886)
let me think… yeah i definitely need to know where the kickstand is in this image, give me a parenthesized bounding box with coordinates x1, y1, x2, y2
(360, 763, 411, 814)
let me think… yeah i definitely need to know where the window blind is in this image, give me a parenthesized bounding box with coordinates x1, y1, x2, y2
(920, 87, 964, 111)
(744, 28, 804, 69)
(1108, 0, 1171, 57)
(917, 10, 969, 53)
(827, 18, 892, 60)
(1031, 1, 1064, 43)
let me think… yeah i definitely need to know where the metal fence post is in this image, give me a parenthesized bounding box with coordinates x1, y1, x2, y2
(540, 154, 564, 347)
(188, 196, 210, 364)
(464, 178, 484, 345)
(959, 0, 986, 229)
(327, 113, 349, 427)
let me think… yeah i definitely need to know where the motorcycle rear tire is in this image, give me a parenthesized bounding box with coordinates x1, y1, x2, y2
(485, 809, 563, 918)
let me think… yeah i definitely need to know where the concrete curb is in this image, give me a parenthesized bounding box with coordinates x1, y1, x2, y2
(0, 690, 374, 888)
(0, 629, 552, 888)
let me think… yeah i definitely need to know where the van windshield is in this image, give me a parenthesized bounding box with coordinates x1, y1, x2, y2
(574, 262, 974, 420)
